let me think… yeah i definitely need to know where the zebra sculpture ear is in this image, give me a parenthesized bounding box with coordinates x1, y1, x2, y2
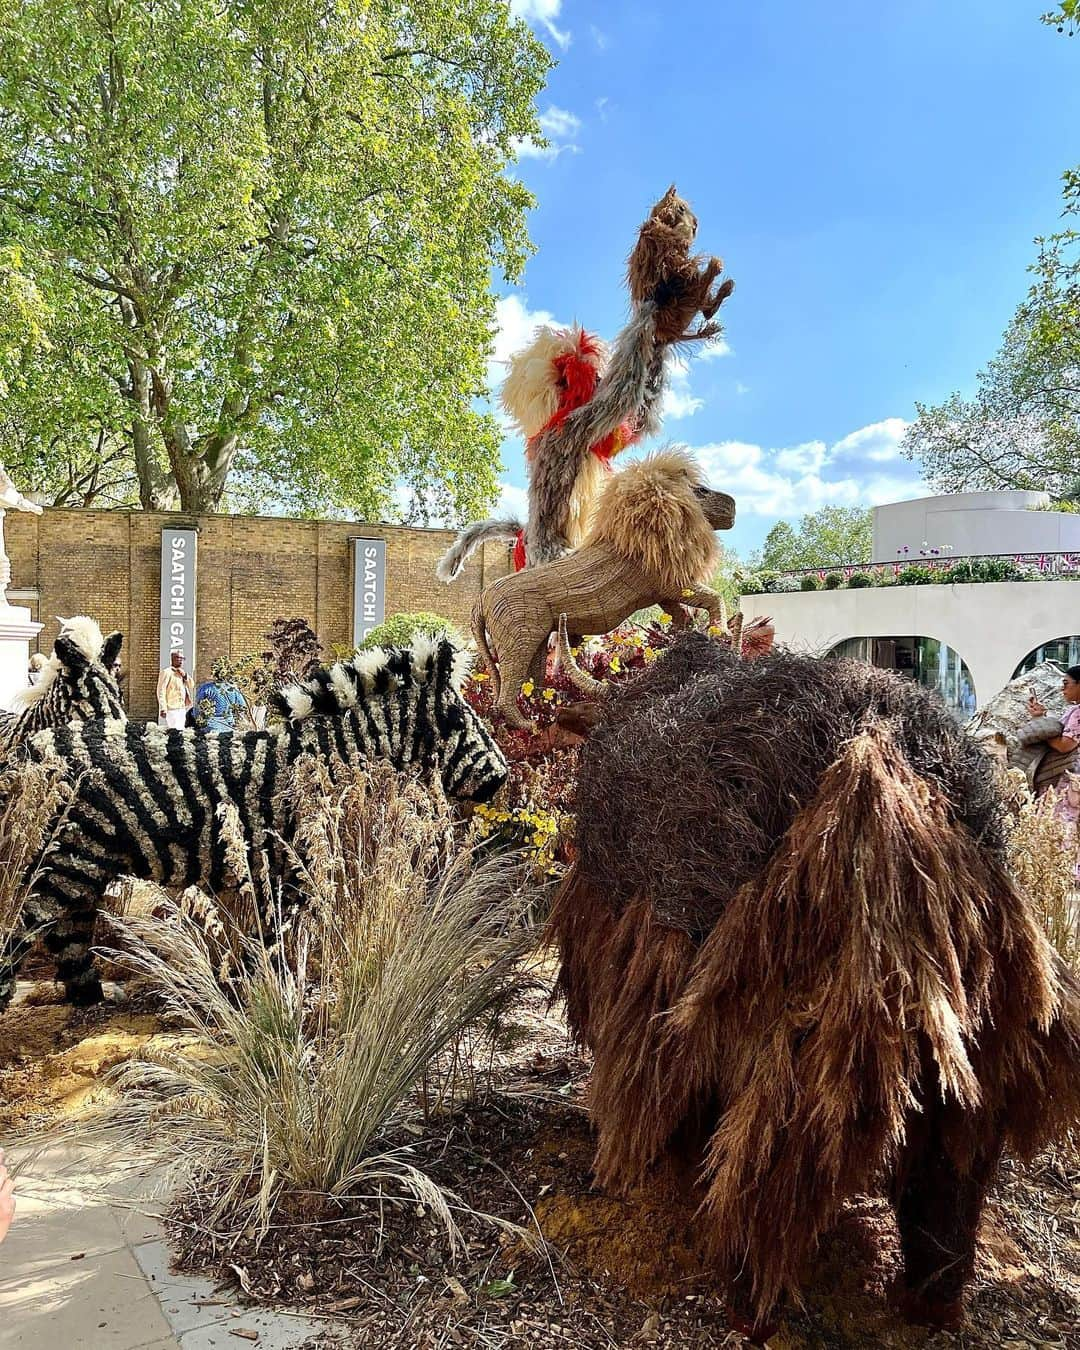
(53, 633, 92, 675)
(101, 631, 123, 668)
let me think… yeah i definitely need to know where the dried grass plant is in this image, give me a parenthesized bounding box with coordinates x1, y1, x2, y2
(1003, 767, 1080, 970)
(87, 762, 540, 1248)
(0, 762, 73, 955)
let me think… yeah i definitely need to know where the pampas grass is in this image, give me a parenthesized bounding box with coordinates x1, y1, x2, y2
(85, 763, 539, 1248)
(1003, 768, 1080, 970)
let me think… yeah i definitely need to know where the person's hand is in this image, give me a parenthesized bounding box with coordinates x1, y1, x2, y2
(1028, 695, 1047, 718)
(0, 1148, 15, 1244)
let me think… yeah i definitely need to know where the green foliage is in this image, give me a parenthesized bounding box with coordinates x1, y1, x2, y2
(751, 507, 873, 571)
(823, 572, 844, 590)
(738, 574, 764, 595)
(799, 574, 819, 591)
(709, 544, 743, 614)
(0, 1, 551, 514)
(359, 611, 463, 652)
(896, 564, 940, 586)
(847, 572, 874, 588)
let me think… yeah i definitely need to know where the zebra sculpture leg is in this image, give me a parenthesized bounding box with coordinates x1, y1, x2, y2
(0, 869, 109, 1010)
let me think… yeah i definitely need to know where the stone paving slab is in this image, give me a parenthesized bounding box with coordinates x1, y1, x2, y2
(1, 1142, 331, 1349)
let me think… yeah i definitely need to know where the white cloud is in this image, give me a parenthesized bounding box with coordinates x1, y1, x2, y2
(513, 104, 582, 160)
(661, 355, 704, 420)
(509, 0, 571, 49)
(488, 293, 563, 392)
(496, 481, 529, 521)
(829, 416, 909, 464)
(590, 25, 609, 50)
(735, 381, 750, 396)
(688, 420, 925, 520)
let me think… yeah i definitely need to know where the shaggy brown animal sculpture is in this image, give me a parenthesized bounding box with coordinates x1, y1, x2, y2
(471, 452, 735, 729)
(548, 635, 1080, 1340)
(627, 186, 735, 344)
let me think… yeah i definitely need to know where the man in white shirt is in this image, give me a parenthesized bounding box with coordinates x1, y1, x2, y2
(157, 651, 194, 729)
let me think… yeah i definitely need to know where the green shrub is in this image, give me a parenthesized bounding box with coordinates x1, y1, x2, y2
(896, 564, 939, 586)
(770, 575, 801, 593)
(359, 611, 463, 651)
(823, 572, 844, 590)
(800, 575, 820, 591)
(975, 557, 1022, 583)
(847, 572, 874, 588)
(739, 575, 765, 595)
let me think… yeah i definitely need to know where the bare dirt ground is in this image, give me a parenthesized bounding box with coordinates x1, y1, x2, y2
(2, 978, 1077, 1350)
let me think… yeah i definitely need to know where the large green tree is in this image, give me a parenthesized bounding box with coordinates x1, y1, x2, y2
(751, 506, 873, 571)
(0, 1, 550, 516)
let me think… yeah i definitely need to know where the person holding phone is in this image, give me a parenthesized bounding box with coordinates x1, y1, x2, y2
(1026, 666, 1080, 760)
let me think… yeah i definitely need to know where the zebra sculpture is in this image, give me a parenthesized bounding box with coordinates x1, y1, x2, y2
(1, 636, 508, 1010)
(0, 616, 125, 760)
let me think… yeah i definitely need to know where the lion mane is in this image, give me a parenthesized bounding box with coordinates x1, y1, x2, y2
(585, 450, 720, 593)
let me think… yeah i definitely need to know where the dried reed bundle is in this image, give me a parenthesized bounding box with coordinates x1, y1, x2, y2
(1003, 768, 1080, 970)
(0, 763, 73, 997)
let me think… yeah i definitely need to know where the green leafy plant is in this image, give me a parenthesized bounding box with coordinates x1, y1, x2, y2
(823, 572, 844, 590)
(739, 575, 765, 595)
(359, 612, 464, 652)
(847, 572, 874, 588)
(896, 565, 940, 586)
(799, 575, 820, 591)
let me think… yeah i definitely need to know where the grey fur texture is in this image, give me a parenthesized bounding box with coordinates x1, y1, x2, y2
(436, 518, 523, 582)
(525, 301, 663, 567)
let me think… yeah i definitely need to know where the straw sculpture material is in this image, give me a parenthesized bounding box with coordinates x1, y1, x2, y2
(626, 185, 735, 344)
(549, 636, 1080, 1337)
(471, 451, 735, 729)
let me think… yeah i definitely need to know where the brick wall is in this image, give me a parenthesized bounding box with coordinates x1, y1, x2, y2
(6, 508, 511, 720)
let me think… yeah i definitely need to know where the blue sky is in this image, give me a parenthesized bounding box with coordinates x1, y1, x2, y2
(492, 0, 1080, 558)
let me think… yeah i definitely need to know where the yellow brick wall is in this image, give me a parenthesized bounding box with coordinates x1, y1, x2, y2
(6, 508, 511, 720)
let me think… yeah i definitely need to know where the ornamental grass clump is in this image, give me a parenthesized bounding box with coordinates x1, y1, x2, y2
(90, 762, 538, 1247)
(0, 763, 72, 979)
(1003, 768, 1080, 971)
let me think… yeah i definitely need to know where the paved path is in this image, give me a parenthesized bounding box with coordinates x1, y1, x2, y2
(1, 1141, 329, 1349)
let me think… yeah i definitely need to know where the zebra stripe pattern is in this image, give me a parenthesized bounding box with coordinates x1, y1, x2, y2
(1, 635, 507, 1009)
(0, 617, 125, 761)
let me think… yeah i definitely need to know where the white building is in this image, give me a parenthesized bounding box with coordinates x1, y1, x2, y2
(739, 491, 1080, 716)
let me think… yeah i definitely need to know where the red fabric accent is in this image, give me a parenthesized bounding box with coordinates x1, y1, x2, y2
(512, 530, 527, 572)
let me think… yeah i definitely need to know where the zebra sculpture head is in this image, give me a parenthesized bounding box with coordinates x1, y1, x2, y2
(9, 616, 126, 726)
(272, 635, 509, 802)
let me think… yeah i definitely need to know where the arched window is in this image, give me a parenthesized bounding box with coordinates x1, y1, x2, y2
(827, 636, 976, 719)
(1012, 636, 1080, 679)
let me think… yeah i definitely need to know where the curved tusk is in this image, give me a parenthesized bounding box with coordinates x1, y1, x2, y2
(556, 614, 611, 699)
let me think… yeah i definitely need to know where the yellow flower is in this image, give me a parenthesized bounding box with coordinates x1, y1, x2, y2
(707, 624, 724, 638)
(472, 671, 489, 682)
(644, 647, 658, 663)
(611, 632, 625, 645)
(542, 687, 555, 701)
(570, 646, 580, 658)
(630, 632, 644, 646)
(658, 612, 672, 626)
(521, 680, 535, 696)
(609, 656, 621, 674)
(681, 588, 693, 598)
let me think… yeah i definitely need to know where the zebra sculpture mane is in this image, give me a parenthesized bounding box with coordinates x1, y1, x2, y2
(0, 616, 125, 761)
(2, 635, 507, 1010)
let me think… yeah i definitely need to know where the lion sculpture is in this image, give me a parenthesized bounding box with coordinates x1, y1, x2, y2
(471, 450, 735, 729)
